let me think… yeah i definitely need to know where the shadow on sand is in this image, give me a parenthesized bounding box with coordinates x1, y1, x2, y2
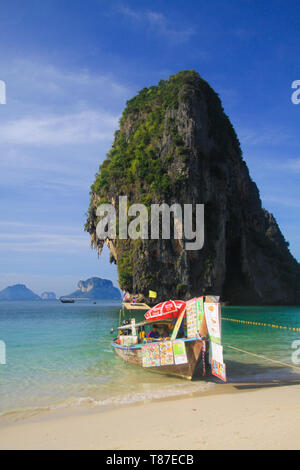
(225, 357, 300, 390)
(193, 356, 300, 393)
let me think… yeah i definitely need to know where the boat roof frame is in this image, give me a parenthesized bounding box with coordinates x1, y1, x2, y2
(118, 318, 172, 330)
(122, 302, 150, 311)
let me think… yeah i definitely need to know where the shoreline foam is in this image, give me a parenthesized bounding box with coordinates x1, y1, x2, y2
(0, 379, 217, 426)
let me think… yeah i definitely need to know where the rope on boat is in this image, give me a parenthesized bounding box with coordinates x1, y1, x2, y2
(223, 317, 300, 332)
(201, 339, 206, 376)
(225, 344, 300, 372)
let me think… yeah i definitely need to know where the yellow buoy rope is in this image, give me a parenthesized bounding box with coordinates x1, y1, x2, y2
(223, 317, 300, 332)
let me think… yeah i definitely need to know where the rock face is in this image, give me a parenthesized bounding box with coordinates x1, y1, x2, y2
(0, 284, 41, 301)
(41, 292, 57, 300)
(65, 277, 121, 300)
(86, 70, 300, 305)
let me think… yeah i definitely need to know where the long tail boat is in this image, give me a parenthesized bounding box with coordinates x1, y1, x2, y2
(112, 298, 215, 381)
(113, 334, 206, 380)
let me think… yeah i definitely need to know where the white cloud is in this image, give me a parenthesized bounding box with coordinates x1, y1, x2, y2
(0, 58, 126, 193)
(0, 58, 123, 291)
(238, 126, 292, 146)
(0, 221, 78, 232)
(254, 157, 300, 175)
(2, 58, 129, 109)
(279, 158, 300, 172)
(0, 221, 89, 253)
(0, 236, 87, 253)
(238, 122, 298, 148)
(119, 6, 194, 44)
(0, 110, 119, 145)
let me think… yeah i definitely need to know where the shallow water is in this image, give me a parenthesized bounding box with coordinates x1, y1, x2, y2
(0, 301, 299, 420)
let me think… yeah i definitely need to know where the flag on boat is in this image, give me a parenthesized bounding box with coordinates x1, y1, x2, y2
(149, 290, 157, 299)
(145, 300, 186, 321)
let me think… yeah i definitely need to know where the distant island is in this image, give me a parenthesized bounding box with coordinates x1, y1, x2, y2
(63, 277, 121, 300)
(0, 279, 121, 302)
(41, 292, 57, 300)
(0, 284, 41, 301)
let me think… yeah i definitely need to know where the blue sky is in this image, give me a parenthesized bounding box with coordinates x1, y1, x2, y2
(0, 0, 299, 296)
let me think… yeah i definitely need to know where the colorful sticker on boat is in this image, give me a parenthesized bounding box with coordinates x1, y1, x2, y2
(159, 341, 174, 366)
(141, 343, 160, 368)
(172, 339, 188, 365)
(211, 359, 226, 382)
(204, 302, 221, 344)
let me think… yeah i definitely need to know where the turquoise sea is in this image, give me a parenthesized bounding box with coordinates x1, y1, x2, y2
(0, 301, 300, 421)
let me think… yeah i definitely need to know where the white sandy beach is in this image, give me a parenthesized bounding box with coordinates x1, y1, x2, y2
(0, 382, 299, 450)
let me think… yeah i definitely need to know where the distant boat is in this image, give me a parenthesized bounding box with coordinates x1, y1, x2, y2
(60, 298, 75, 304)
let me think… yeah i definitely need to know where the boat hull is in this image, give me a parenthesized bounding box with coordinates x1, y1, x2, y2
(112, 339, 205, 380)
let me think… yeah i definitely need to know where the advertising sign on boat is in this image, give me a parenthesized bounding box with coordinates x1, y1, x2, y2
(186, 298, 198, 338)
(211, 342, 224, 364)
(186, 297, 205, 338)
(196, 297, 205, 329)
(211, 359, 226, 382)
(204, 302, 222, 344)
(172, 339, 188, 365)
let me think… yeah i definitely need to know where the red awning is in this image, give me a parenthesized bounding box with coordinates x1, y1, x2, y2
(145, 300, 186, 321)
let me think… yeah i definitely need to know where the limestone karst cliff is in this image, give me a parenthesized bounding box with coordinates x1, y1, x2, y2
(85, 70, 300, 305)
(65, 277, 121, 300)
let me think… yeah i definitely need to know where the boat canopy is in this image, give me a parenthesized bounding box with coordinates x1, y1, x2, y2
(144, 300, 186, 321)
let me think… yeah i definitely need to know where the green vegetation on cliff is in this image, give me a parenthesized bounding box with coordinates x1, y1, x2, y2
(88, 70, 239, 205)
